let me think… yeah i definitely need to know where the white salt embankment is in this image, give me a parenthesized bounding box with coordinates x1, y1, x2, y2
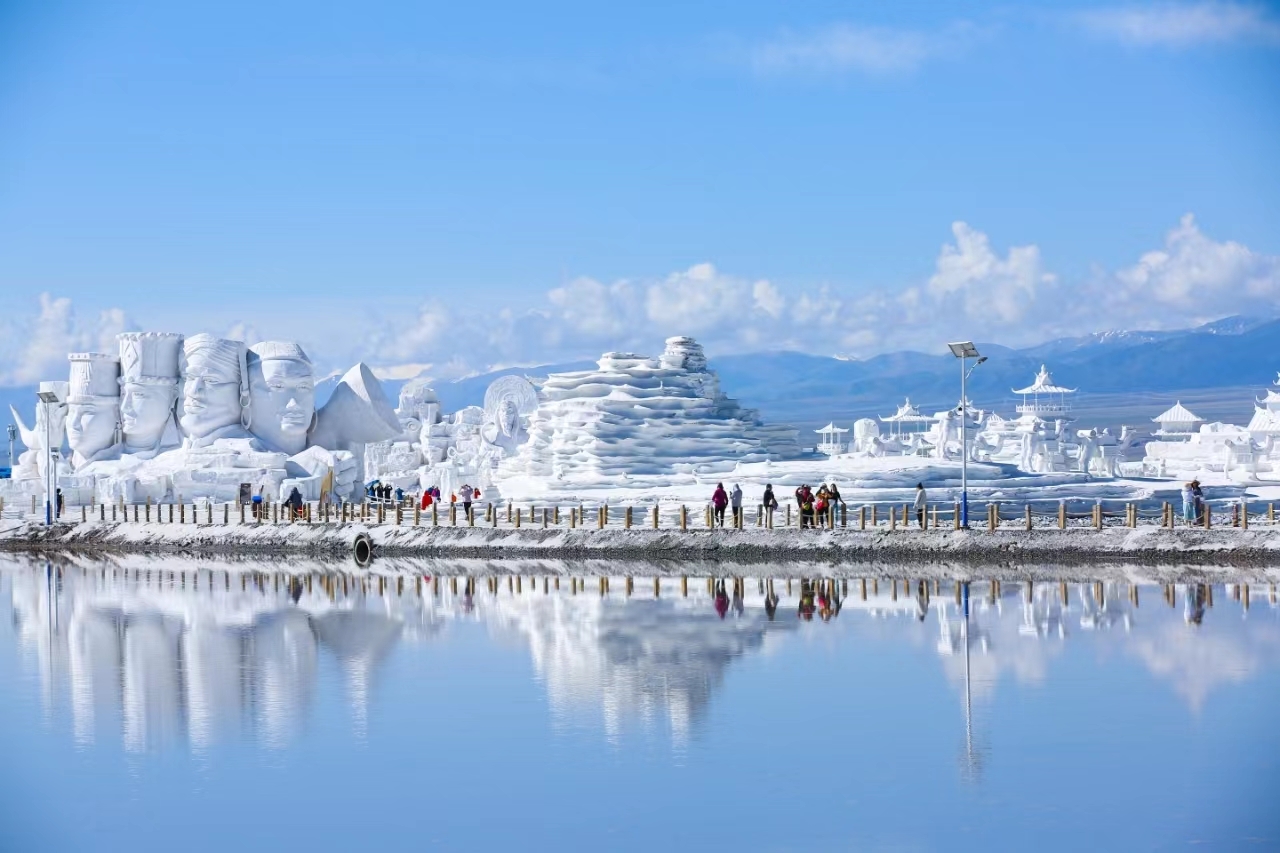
(5, 518, 1280, 568)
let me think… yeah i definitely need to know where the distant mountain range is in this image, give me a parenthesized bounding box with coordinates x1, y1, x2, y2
(6, 316, 1279, 449)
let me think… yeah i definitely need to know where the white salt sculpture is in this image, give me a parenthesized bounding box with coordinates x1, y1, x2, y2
(118, 332, 183, 457)
(481, 375, 537, 458)
(180, 334, 252, 447)
(10, 380, 69, 482)
(246, 341, 315, 455)
(66, 352, 122, 468)
(497, 337, 801, 489)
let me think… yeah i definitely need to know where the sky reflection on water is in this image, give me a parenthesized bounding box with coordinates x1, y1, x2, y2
(1, 557, 1278, 852)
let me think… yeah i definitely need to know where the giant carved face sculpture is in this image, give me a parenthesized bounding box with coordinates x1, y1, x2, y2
(67, 399, 118, 465)
(66, 353, 120, 466)
(120, 384, 178, 449)
(180, 335, 247, 440)
(247, 341, 315, 455)
(118, 332, 182, 452)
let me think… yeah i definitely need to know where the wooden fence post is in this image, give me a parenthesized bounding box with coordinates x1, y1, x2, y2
(1242, 501, 1249, 530)
(680, 505, 687, 531)
(1058, 502, 1066, 529)
(1025, 505, 1032, 531)
(859, 505, 867, 530)
(652, 505, 659, 529)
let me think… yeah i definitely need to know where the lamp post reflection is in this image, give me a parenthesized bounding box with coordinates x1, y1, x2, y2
(960, 581, 983, 783)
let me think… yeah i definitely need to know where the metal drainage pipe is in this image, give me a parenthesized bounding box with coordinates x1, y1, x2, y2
(352, 532, 374, 567)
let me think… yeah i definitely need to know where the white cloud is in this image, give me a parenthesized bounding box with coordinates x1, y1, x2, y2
(644, 263, 756, 330)
(1, 294, 137, 385)
(7, 217, 1274, 387)
(547, 276, 639, 338)
(1078, 2, 1280, 47)
(1109, 213, 1280, 322)
(225, 322, 263, 347)
(928, 222, 1056, 324)
(752, 279, 785, 319)
(749, 21, 979, 76)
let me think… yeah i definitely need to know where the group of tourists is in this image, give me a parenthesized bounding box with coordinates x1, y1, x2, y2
(1181, 479, 1206, 524)
(365, 481, 404, 504)
(707, 481, 851, 529)
(710, 483, 745, 527)
(794, 482, 842, 529)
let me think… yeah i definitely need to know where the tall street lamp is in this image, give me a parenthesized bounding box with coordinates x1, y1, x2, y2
(36, 389, 60, 526)
(6, 423, 15, 472)
(947, 342, 986, 528)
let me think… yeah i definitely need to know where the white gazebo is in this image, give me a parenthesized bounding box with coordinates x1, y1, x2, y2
(1247, 373, 1280, 439)
(1152, 401, 1202, 439)
(814, 423, 849, 455)
(1013, 365, 1076, 419)
(880, 398, 935, 438)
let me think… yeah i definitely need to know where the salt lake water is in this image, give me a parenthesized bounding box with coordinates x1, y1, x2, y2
(1, 555, 1277, 852)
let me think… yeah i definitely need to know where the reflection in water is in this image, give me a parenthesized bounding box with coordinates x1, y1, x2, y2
(4, 560, 1279, 768)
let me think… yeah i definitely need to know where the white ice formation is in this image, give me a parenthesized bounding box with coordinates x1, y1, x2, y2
(496, 337, 801, 490)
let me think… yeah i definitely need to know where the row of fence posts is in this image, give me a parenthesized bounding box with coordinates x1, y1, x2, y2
(28, 494, 1280, 532)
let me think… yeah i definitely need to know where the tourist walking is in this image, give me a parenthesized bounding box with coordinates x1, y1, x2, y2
(1181, 482, 1195, 524)
(460, 483, 474, 520)
(286, 486, 303, 518)
(914, 483, 927, 528)
(795, 484, 814, 528)
(815, 484, 830, 528)
(712, 483, 728, 527)
(828, 482, 842, 524)
(1191, 480, 1205, 524)
(730, 484, 743, 527)
(763, 484, 779, 527)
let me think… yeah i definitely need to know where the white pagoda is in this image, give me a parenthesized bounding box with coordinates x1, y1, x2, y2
(1152, 401, 1203, 440)
(1247, 373, 1280, 439)
(814, 423, 849, 455)
(1013, 365, 1075, 420)
(879, 398, 935, 438)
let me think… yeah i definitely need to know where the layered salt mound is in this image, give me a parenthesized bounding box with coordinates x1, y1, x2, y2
(499, 337, 802, 488)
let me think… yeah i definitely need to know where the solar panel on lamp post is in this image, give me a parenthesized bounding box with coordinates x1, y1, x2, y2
(36, 390, 60, 526)
(947, 343, 985, 529)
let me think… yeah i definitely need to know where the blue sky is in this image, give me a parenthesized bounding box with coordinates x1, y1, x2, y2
(1, 0, 1278, 381)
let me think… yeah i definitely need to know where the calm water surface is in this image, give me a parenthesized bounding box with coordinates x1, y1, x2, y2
(1, 556, 1278, 852)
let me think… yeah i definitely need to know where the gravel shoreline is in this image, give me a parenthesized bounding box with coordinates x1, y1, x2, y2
(4, 519, 1280, 574)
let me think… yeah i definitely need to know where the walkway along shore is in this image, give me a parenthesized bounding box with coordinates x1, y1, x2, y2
(3, 496, 1280, 567)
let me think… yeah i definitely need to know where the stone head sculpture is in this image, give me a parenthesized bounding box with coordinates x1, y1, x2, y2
(118, 332, 182, 454)
(246, 341, 316, 455)
(180, 334, 249, 440)
(66, 352, 121, 467)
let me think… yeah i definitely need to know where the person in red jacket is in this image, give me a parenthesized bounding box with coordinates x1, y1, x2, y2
(711, 483, 729, 527)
